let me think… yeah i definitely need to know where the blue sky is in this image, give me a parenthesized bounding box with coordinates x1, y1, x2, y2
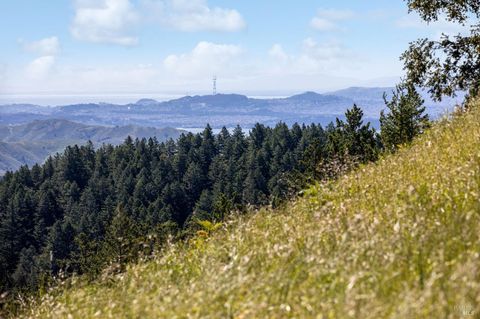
(0, 0, 465, 98)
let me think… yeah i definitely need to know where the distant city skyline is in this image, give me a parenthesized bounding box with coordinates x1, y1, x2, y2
(0, 0, 468, 96)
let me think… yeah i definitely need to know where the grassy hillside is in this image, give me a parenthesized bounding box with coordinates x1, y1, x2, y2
(21, 103, 480, 318)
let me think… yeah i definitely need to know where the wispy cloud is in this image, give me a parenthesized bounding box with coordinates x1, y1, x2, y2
(268, 44, 289, 63)
(20, 36, 60, 55)
(268, 38, 356, 75)
(310, 8, 354, 32)
(20, 37, 61, 80)
(164, 41, 244, 77)
(25, 56, 56, 80)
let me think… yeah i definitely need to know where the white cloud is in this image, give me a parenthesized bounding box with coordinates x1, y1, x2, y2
(302, 38, 350, 62)
(268, 44, 289, 63)
(310, 18, 337, 32)
(22, 37, 60, 55)
(8, 62, 162, 94)
(9, 41, 246, 93)
(25, 56, 56, 80)
(142, 0, 246, 32)
(259, 39, 401, 93)
(69, 0, 245, 46)
(72, 64, 158, 90)
(164, 41, 243, 77)
(268, 38, 356, 76)
(21, 37, 61, 81)
(71, 0, 139, 46)
(310, 8, 354, 31)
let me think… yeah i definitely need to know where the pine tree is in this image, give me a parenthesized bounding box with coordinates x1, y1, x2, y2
(36, 185, 62, 228)
(243, 149, 268, 205)
(193, 189, 214, 220)
(47, 220, 77, 274)
(102, 206, 138, 272)
(183, 162, 207, 207)
(212, 193, 234, 221)
(327, 105, 378, 163)
(380, 83, 430, 151)
(62, 145, 90, 189)
(12, 246, 39, 290)
(199, 124, 217, 174)
(0, 204, 24, 286)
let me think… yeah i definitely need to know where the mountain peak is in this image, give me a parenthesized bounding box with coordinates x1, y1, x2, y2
(289, 91, 323, 100)
(135, 98, 159, 106)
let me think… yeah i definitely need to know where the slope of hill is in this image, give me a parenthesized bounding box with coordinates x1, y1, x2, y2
(328, 86, 391, 101)
(0, 141, 74, 176)
(0, 120, 183, 174)
(21, 103, 480, 318)
(0, 119, 183, 144)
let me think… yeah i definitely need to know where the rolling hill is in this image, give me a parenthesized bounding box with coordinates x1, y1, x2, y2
(21, 101, 480, 318)
(0, 119, 183, 175)
(0, 88, 456, 129)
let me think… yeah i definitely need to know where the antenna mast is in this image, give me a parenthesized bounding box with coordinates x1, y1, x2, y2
(213, 75, 217, 95)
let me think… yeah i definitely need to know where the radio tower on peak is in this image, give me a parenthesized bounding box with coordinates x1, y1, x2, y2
(212, 75, 217, 95)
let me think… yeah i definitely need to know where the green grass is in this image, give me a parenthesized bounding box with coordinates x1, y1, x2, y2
(22, 103, 480, 318)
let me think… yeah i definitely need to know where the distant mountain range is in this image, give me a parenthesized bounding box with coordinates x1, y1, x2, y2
(0, 119, 183, 175)
(0, 87, 463, 129)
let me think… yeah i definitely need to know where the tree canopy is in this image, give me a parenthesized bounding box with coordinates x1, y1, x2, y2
(380, 83, 430, 151)
(402, 0, 480, 100)
(0, 106, 381, 293)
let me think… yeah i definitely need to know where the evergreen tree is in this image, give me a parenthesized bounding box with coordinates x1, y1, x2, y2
(0, 205, 24, 286)
(62, 145, 90, 189)
(12, 246, 39, 290)
(198, 124, 217, 174)
(380, 83, 430, 151)
(243, 150, 268, 205)
(327, 105, 378, 163)
(193, 189, 214, 220)
(102, 206, 138, 272)
(36, 185, 62, 228)
(47, 220, 77, 274)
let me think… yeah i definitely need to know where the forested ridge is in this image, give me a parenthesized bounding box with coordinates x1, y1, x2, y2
(0, 105, 380, 294)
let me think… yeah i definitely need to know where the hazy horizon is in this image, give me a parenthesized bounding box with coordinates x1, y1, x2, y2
(0, 85, 395, 106)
